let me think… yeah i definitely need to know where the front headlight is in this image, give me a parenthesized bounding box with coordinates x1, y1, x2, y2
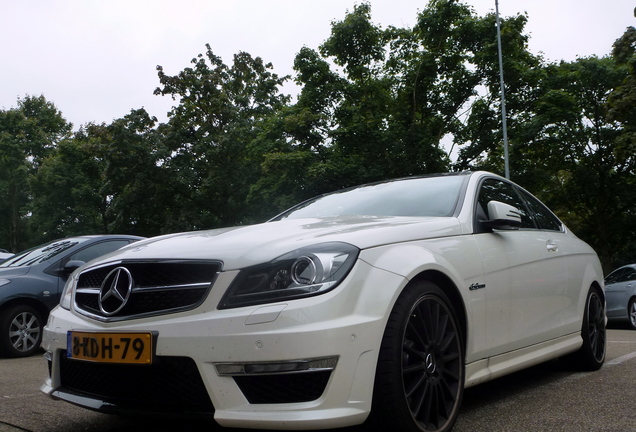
(59, 273, 79, 310)
(219, 242, 359, 309)
(0, 279, 11, 287)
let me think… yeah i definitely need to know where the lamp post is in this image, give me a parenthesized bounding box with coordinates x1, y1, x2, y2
(495, 0, 510, 179)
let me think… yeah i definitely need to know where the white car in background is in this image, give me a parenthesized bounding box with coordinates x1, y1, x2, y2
(41, 171, 605, 432)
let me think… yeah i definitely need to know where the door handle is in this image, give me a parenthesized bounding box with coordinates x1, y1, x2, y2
(546, 241, 558, 252)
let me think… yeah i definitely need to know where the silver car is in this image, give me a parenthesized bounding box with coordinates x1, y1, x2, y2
(605, 264, 636, 329)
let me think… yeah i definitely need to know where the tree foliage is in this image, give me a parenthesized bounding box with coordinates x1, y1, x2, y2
(0, 96, 71, 251)
(1, 1, 634, 271)
(153, 45, 291, 227)
(514, 57, 632, 271)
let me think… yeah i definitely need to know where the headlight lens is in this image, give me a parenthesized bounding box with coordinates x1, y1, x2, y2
(0, 279, 10, 287)
(220, 242, 359, 308)
(59, 274, 78, 310)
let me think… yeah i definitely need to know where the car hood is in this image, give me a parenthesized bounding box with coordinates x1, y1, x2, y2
(0, 266, 31, 278)
(102, 215, 462, 271)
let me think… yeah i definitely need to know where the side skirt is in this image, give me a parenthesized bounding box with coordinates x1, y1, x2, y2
(465, 333, 582, 388)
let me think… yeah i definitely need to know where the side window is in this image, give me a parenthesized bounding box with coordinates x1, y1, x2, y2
(68, 240, 131, 263)
(605, 268, 627, 285)
(518, 189, 563, 231)
(625, 269, 636, 282)
(477, 179, 535, 229)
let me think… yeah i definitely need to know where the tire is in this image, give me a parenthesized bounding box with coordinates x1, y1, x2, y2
(628, 297, 636, 330)
(0, 304, 44, 358)
(560, 287, 606, 371)
(372, 281, 464, 432)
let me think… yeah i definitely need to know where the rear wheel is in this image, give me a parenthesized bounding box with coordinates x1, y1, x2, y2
(0, 304, 44, 358)
(372, 281, 464, 432)
(560, 287, 605, 370)
(628, 298, 636, 330)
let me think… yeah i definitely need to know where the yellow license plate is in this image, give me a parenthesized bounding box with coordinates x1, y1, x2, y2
(67, 331, 153, 364)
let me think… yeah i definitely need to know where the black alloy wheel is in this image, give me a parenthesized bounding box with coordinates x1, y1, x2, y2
(585, 289, 606, 366)
(560, 287, 606, 371)
(372, 281, 464, 432)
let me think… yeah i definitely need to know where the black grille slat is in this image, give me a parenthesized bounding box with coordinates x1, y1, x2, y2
(75, 292, 99, 311)
(59, 353, 214, 413)
(122, 287, 210, 315)
(75, 260, 221, 320)
(79, 268, 112, 288)
(130, 263, 216, 287)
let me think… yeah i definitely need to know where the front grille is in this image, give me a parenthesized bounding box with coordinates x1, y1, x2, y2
(74, 260, 221, 321)
(233, 371, 332, 404)
(59, 352, 214, 413)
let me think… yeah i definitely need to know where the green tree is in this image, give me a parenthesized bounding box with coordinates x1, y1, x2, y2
(154, 46, 291, 228)
(608, 26, 636, 144)
(527, 57, 629, 271)
(28, 137, 105, 241)
(473, 50, 631, 272)
(453, 7, 541, 172)
(6, 1, 632, 272)
(30, 109, 167, 240)
(85, 109, 167, 236)
(605, 25, 636, 267)
(0, 96, 71, 251)
(260, 1, 485, 199)
(313, 1, 468, 182)
(424, 4, 634, 270)
(251, 1, 538, 213)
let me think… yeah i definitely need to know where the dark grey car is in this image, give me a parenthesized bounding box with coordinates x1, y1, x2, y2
(605, 264, 636, 330)
(0, 235, 143, 357)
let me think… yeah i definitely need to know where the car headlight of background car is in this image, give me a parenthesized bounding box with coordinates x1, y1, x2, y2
(220, 242, 359, 308)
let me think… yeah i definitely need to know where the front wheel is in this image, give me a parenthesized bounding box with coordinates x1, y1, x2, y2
(0, 304, 44, 358)
(628, 297, 636, 330)
(560, 287, 606, 371)
(372, 281, 464, 432)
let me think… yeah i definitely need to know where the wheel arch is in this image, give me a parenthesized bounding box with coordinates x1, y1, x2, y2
(588, 280, 605, 318)
(624, 293, 636, 330)
(591, 281, 605, 303)
(410, 269, 468, 349)
(0, 297, 50, 322)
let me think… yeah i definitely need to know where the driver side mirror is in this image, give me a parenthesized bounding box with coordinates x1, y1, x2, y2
(481, 201, 522, 230)
(63, 260, 86, 274)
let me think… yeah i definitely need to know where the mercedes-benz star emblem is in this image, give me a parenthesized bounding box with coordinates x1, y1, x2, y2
(98, 267, 133, 316)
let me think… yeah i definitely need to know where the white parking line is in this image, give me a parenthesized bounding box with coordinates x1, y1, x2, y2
(606, 350, 636, 365)
(555, 340, 636, 383)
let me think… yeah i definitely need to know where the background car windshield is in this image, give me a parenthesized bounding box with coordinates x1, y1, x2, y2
(276, 175, 466, 220)
(0, 239, 85, 268)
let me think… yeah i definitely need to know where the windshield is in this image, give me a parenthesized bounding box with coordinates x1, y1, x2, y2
(0, 238, 86, 268)
(274, 174, 467, 220)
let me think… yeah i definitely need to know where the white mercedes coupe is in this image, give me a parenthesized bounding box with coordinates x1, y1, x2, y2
(41, 171, 605, 432)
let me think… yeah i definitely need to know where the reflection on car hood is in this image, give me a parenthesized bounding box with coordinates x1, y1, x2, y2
(99, 215, 462, 270)
(0, 267, 31, 277)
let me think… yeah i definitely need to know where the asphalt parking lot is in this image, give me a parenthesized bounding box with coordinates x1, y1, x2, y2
(2, 326, 636, 432)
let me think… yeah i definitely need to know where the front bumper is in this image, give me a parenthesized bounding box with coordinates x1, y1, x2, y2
(42, 260, 406, 429)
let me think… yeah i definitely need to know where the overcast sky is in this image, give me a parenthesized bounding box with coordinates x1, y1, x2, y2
(2, 0, 634, 129)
